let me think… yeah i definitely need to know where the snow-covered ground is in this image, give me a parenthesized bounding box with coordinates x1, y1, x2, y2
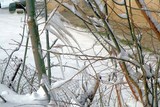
(0, 9, 101, 107)
(0, 9, 144, 107)
(0, 9, 48, 107)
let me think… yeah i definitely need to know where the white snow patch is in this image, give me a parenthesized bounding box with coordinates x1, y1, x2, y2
(113, 0, 124, 5)
(51, 79, 70, 89)
(0, 84, 48, 107)
(126, 98, 143, 107)
(118, 13, 127, 19)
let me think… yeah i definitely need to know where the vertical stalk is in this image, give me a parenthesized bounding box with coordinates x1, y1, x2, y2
(153, 59, 160, 107)
(17, 33, 29, 93)
(26, 0, 50, 101)
(26, 0, 46, 81)
(16, 12, 28, 92)
(44, 0, 51, 85)
(124, 0, 135, 41)
(115, 85, 122, 107)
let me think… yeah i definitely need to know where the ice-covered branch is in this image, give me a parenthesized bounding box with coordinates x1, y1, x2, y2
(135, 0, 160, 41)
(113, 0, 125, 5)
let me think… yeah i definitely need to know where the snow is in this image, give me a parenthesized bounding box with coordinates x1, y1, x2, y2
(46, 10, 81, 50)
(117, 48, 140, 66)
(0, 9, 33, 65)
(95, 0, 106, 14)
(118, 13, 127, 19)
(51, 79, 70, 89)
(118, 49, 129, 60)
(0, 7, 158, 107)
(0, 0, 17, 8)
(126, 98, 143, 107)
(71, 0, 79, 5)
(113, 0, 124, 5)
(139, 0, 160, 32)
(0, 84, 47, 107)
(143, 64, 153, 78)
(88, 16, 104, 27)
(62, 3, 82, 17)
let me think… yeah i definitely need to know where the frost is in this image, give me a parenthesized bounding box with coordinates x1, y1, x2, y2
(118, 13, 127, 19)
(117, 49, 140, 66)
(143, 64, 153, 78)
(46, 50, 65, 79)
(51, 79, 69, 89)
(113, 0, 124, 5)
(139, 0, 160, 32)
(41, 74, 51, 89)
(46, 10, 81, 49)
(63, 3, 76, 13)
(46, 10, 81, 67)
(71, 0, 79, 5)
(104, 38, 117, 49)
(126, 64, 142, 82)
(105, 20, 114, 32)
(95, 0, 106, 14)
(77, 78, 100, 106)
(63, 3, 82, 17)
(63, 87, 82, 106)
(136, 33, 142, 42)
(1, 7, 160, 107)
(156, 24, 160, 31)
(88, 17, 104, 27)
(126, 98, 143, 107)
(118, 49, 129, 60)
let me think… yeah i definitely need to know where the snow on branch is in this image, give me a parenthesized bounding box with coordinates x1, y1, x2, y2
(139, 0, 160, 31)
(62, 3, 82, 17)
(118, 13, 128, 19)
(46, 10, 81, 49)
(135, 0, 160, 41)
(88, 16, 104, 27)
(113, 0, 125, 5)
(71, 0, 79, 5)
(94, 0, 106, 14)
(117, 49, 140, 67)
(45, 10, 81, 68)
(142, 64, 154, 79)
(126, 64, 142, 82)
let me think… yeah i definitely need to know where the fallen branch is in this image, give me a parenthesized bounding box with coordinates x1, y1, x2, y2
(0, 95, 7, 103)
